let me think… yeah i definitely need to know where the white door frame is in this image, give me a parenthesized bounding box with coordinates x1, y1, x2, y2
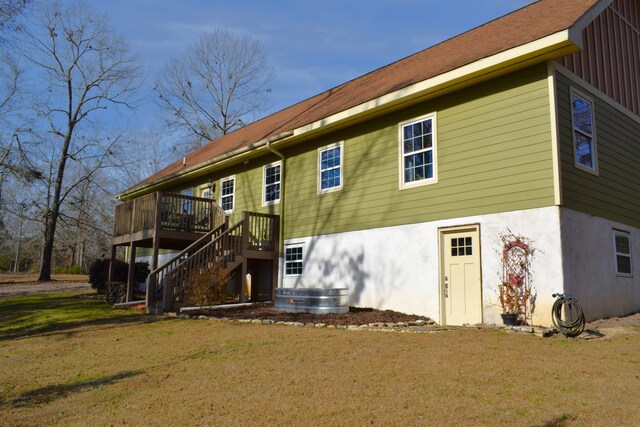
(438, 223, 483, 325)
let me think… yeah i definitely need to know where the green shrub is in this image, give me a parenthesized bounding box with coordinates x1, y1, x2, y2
(88, 259, 150, 295)
(134, 262, 150, 285)
(88, 259, 128, 294)
(0, 252, 11, 271)
(54, 264, 86, 274)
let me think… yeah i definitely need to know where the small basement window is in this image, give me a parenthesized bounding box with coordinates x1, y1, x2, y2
(284, 244, 304, 276)
(613, 230, 632, 276)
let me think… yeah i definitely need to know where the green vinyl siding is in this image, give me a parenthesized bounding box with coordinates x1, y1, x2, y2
(556, 72, 640, 228)
(282, 63, 555, 239)
(168, 64, 555, 239)
(176, 153, 283, 226)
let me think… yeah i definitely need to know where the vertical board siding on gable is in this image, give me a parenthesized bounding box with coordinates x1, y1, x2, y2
(556, 72, 640, 228)
(283, 64, 555, 239)
(557, 0, 640, 116)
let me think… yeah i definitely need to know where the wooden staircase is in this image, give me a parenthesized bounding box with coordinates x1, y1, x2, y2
(146, 211, 279, 313)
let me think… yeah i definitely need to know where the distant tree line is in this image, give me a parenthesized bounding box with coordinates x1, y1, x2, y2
(0, 0, 272, 277)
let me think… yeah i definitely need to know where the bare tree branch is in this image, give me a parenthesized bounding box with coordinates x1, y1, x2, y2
(15, 1, 141, 281)
(154, 28, 273, 153)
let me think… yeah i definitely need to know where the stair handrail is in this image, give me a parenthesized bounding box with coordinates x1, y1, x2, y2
(146, 219, 227, 310)
(149, 221, 226, 278)
(160, 218, 244, 309)
(164, 219, 244, 278)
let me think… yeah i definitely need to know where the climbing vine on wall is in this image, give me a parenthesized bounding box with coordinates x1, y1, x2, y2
(498, 230, 536, 324)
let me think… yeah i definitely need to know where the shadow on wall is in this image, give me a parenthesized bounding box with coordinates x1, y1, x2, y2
(293, 238, 402, 309)
(285, 118, 403, 309)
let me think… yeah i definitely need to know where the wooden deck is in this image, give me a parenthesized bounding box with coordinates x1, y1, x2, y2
(109, 192, 279, 313)
(112, 192, 226, 248)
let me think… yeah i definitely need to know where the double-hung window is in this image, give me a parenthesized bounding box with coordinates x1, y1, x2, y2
(400, 114, 437, 187)
(571, 90, 598, 173)
(319, 143, 343, 192)
(613, 230, 632, 276)
(284, 244, 304, 276)
(220, 176, 235, 212)
(264, 162, 281, 205)
(181, 188, 193, 214)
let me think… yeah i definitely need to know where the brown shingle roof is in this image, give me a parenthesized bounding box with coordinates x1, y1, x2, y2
(126, 0, 599, 195)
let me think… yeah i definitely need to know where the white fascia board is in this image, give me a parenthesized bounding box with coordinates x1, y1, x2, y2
(292, 30, 576, 137)
(568, 0, 614, 47)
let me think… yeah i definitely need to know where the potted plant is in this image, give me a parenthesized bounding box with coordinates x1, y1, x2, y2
(498, 232, 535, 326)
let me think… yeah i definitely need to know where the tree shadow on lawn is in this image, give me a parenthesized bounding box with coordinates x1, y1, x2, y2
(0, 370, 144, 409)
(0, 292, 171, 341)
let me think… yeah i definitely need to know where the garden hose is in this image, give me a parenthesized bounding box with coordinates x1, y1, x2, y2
(551, 293, 585, 337)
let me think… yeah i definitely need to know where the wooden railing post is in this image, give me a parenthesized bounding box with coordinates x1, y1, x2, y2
(130, 198, 136, 234)
(241, 211, 250, 252)
(154, 192, 162, 233)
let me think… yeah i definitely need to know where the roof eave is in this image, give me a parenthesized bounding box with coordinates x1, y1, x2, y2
(119, 28, 582, 201)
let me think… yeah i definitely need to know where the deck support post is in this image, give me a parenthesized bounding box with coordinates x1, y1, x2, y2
(126, 242, 136, 302)
(271, 259, 279, 301)
(240, 258, 248, 303)
(145, 237, 160, 314)
(108, 245, 117, 283)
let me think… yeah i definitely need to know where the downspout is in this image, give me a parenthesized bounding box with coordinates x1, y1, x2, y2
(266, 135, 290, 289)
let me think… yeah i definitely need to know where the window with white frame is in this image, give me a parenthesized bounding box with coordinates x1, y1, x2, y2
(220, 176, 235, 212)
(613, 230, 632, 276)
(264, 162, 281, 204)
(319, 143, 342, 192)
(400, 115, 436, 186)
(181, 188, 193, 213)
(284, 244, 303, 276)
(571, 90, 597, 172)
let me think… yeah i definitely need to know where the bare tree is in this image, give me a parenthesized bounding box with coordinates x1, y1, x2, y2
(0, 0, 29, 35)
(17, 1, 140, 281)
(0, 50, 21, 231)
(154, 28, 273, 152)
(115, 126, 180, 190)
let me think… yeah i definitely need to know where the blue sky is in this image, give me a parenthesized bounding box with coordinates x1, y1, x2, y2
(88, 0, 535, 126)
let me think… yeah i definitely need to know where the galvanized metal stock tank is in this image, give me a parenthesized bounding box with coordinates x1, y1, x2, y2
(274, 288, 349, 314)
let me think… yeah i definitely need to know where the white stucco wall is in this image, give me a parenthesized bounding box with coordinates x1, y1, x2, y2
(135, 251, 177, 271)
(280, 206, 565, 326)
(561, 208, 640, 321)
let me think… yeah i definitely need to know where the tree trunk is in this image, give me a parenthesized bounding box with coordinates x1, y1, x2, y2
(38, 127, 73, 282)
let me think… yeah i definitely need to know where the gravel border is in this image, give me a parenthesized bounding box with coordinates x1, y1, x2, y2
(171, 312, 567, 337)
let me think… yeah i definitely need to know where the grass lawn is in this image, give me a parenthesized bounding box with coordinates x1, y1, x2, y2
(1, 292, 639, 426)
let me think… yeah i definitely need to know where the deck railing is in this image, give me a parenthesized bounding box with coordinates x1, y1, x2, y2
(113, 192, 226, 237)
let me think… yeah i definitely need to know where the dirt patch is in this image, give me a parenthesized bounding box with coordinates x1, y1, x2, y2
(0, 281, 91, 296)
(0, 273, 88, 284)
(586, 312, 640, 338)
(586, 311, 640, 328)
(190, 302, 432, 326)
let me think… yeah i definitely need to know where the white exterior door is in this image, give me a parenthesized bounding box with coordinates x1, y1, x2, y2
(441, 226, 482, 325)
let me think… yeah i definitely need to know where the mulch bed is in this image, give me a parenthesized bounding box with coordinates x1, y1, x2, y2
(190, 302, 432, 326)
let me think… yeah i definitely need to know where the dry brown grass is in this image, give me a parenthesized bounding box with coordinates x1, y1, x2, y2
(0, 272, 88, 284)
(1, 292, 640, 426)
